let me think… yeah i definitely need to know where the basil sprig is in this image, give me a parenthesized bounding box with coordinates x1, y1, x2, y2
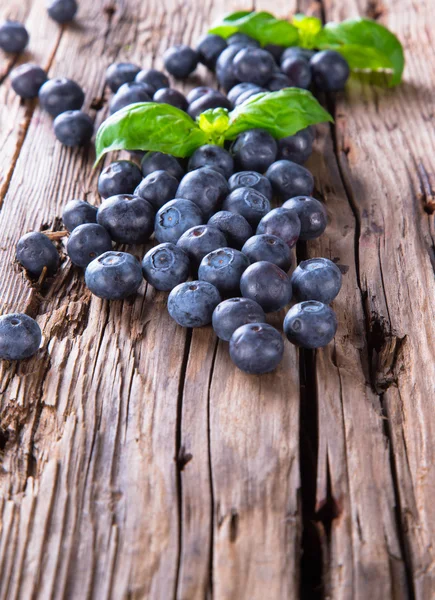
(95, 88, 333, 164)
(209, 12, 405, 86)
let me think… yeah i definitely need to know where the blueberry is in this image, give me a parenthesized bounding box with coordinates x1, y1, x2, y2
(282, 196, 327, 240)
(134, 170, 178, 210)
(196, 34, 227, 70)
(266, 160, 314, 200)
(240, 261, 292, 312)
(10, 64, 47, 99)
(227, 33, 259, 47)
(278, 128, 313, 164)
(168, 281, 221, 327)
(234, 86, 267, 106)
(257, 207, 301, 248)
(154, 199, 203, 244)
(16, 232, 59, 277)
(97, 195, 155, 244)
(66, 223, 112, 268)
(207, 211, 252, 250)
(0, 20, 29, 53)
(142, 242, 190, 291)
(227, 82, 259, 104)
(135, 68, 169, 93)
(153, 87, 188, 111)
(187, 90, 232, 120)
(310, 50, 350, 92)
(291, 258, 342, 304)
(141, 151, 184, 180)
(188, 145, 234, 179)
(231, 129, 278, 173)
(39, 78, 85, 117)
(105, 63, 141, 93)
(233, 48, 275, 86)
(109, 82, 151, 114)
(280, 47, 315, 64)
(216, 44, 244, 91)
(267, 72, 291, 91)
(98, 160, 143, 199)
(163, 45, 198, 79)
(177, 225, 227, 266)
(284, 300, 337, 348)
(0, 314, 41, 361)
(223, 187, 270, 227)
(212, 297, 266, 341)
(229, 322, 284, 374)
(186, 86, 214, 104)
(47, 0, 78, 23)
(53, 110, 93, 147)
(228, 171, 272, 201)
(241, 234, 292, 271)
(176, 167, 228, 219)
(264, 44, 284, 63)
(62, 199, 97, 232)
(281, 57, 312, 89)
(85, 251, 143, 300)
(199, 247, 249, 296)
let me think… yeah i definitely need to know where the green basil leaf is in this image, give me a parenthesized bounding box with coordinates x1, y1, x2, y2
(315, 18, 404, 86)
(209, 11, 299, 47)
(225, 88, 333, 140)
(292, 14, 322, 49)
(95, 102, 208, 164)
(197, 108, 230, 145)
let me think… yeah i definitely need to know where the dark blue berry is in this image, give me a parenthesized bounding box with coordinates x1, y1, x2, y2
(199, 247, 249, 296)
(168, 281, 221, 327)
(109, 82, 151, 114)
(141, 151, 184, 180)
(264, 44, 284, 63)
(223, 187, 270, 227)
(62, 199, 97, 232)
(134, 170, 178, 210)
(98, 160, 143, 199)
(142, 242, 190, 291)
(10, 64, 47, 99)
(67, 223, 112, 268)
(267, 72, 291, 91)
(291, 258, 342, 304)
(177, 225, 227, 266)
(212, 297, 266, 341)
(196, 34, 227, 70)
(228, 170, 272, 201)
(97, 195, 155, 244)
(227, 33, 259, 47)
(310, 50, 350, 92)
(216, 44, 244, 91)
(106, 63, 141, 93)
(266, 160, 314, 200)
(135, 68, 169, 93)
(176, 167, 228, 219)
(207, 211, 252, 250)
(240, 261, 292, 312)
(234, 87, 267, 106)
(39, 77, 85, 117)
(153, 88, 188, 111)
(47, 0, 78, 23)
(282, 196, 327, 240)
(233, 47, 275, 86)
(154, 199, 203, 244)
(163, 45, 198, 79)
(231, 129, 278, 173)
(187, 90, 232, 120)
(0, 314, 41, 361)
(284, 300, 337, 348)
(186, 86, 214, 104)
(280, 47, 316, 64)
(241, 234, 292, 271)
(281, 57, 312, 89)
(227, 82, 259, 104)
(230, 322, 284, 374)
(16, 232, 59, 277)
(85, 251, 143, 300)
(0, 20, 29, 53)
(188, 145, 234, 179)
(278, 128, 313, 164)
(256, 207, 301, 248)
(53, 110, 93, 147)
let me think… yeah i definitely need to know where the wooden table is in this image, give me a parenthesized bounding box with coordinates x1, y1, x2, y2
(0, 0, 434, 598)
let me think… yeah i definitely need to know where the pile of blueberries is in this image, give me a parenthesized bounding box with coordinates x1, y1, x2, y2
(1, 17, 346, 374)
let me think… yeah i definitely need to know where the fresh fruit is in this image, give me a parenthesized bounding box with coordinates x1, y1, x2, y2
(175, 167, 228, 219)
(280, 47, 315, 64)
(177, 225, 227, 265)
(216, 44, 244, 91)
(284, 300, 337, 348)
(39, 77, 85, 117)
(153, 88, 188, 111)
(62, 199, 97, 232)
(280, 56, 312, 89)
(0, 314, 41, 361)
(227, 33, 259, 47)
(134, 170, 178, 210)
(212, 297, 266, 341)
(234, 86, 267, 105)
(98, 160, 143, 199)
(231, 129, 278, 173)
(207, 211, 252, 250)
(154, 199, 203, 244)
(106, 62, 141, 93)
(223, 187, 270, 227)
(264, 44, 284, 63)
(163, 44, 199, 79)
(66, 223, 112, 268)
(227, 82, 259, 104)
(85, 251, 143, 300)
(266, 160, 314, 199)
(228, 171, 272, 201)
(233, 47, 275, 86)
(283, 196, 327, 240)
(141, 151, 184, 180)
(186, 86, 214, 104)
(187, 90, 232, 119)
(142, 243, 190, 291)
(229, 322, 284, 374)
(168, 280, 221, 327)
(10, 64, 47, 99)
(135, 68, 169, 93)
(291, 258, 342, 304)
(310, 50, 350, 92)
(109, 82, 151, 114)
(256, 207, 301, 248)
(267, 72, 291, 91)
(188, 144, 234, 179)
(198, 247, 249, 296)
(97, 195, 155, 244)
(53, 110, 93, 147)
(241, 234, 292, 272)
(0, 20, 29, 53)
(240, 261, 292, 312)
(278, 128, 313, 164)
(196, 34, 227, 70)
(16, 232, 60, 277)
(47, 0, 78, 23)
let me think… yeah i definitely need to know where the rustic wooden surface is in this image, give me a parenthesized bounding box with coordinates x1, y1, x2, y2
(0, 0, 434, 598)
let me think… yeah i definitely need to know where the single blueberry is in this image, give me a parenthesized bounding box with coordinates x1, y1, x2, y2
(85, 251, 143, 300)
(16, 232, 59, 277)
(223, 187, 270, 227)
(141, 151, 184, 180)
(231, 129, 278, 173)
(196, 34, 227, 70)
(39, 77, 85, 117)
(266, 160, 314, 200)
(230, 322, 284, 374)
(187, 90, 232, 120)
(168, 280, 221, 327)
(154, 199, 203, 244)
(291, 258, 342, 304)
(163, 45, 199, 79)
(284, 300, 337, 348)
(216, 44, 245, 91)
(53, 110, 93, 147)
(257, 207, 301, 248)
(62, 199, 97, 232)
(188, 145, 234, 179)
(227, 82, 259, 104)
(97, 194, 155, 244)
(0, 20, 29, 53)
(242, 234, 292, 272)
(199, 247, 249, 296)
(240, 261, 292, 313)
(227, 33, 259, 47)
(153, 87, 188, 111)
(109, 82, 151, 114)
(228, 171, 272, 201)
(135, 68, 169, 93)
(212, 297, 266, 341)
(280, 47, 316, 64)
(282, 196, 327, 240)
(67, 223, 112, 268)
(234, 87, 268, 106)
(207, 211, 252, 250)
(106, 63, 141, 93)
(278, 128, 313, 164)
(177, 225, 227, 266)
(142, 242, 190, 291)
(264, 44, 284, 63)
(281, 57, 312, 89)
(176, 167, 228, 219)
(186, 86, 214, 104)
(267, 72, 291, 91)
(98, 160, 143, 199)
(0, 314, 41, 361)
(47, 0, 78, 23)
(233, 47, 276, 86)
(310, 50, 350, 92)
(10, 64, 47, 99)
(134, 170, 178, 210)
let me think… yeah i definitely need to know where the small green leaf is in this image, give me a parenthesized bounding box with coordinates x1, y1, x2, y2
(292, 14, 322, 49)
(94, 102, 208, 164)
(197, 108, 230, 146)
(209, 11, 299, 47)
(315, 18, 404, 86)
(225, 88, 333, 140)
